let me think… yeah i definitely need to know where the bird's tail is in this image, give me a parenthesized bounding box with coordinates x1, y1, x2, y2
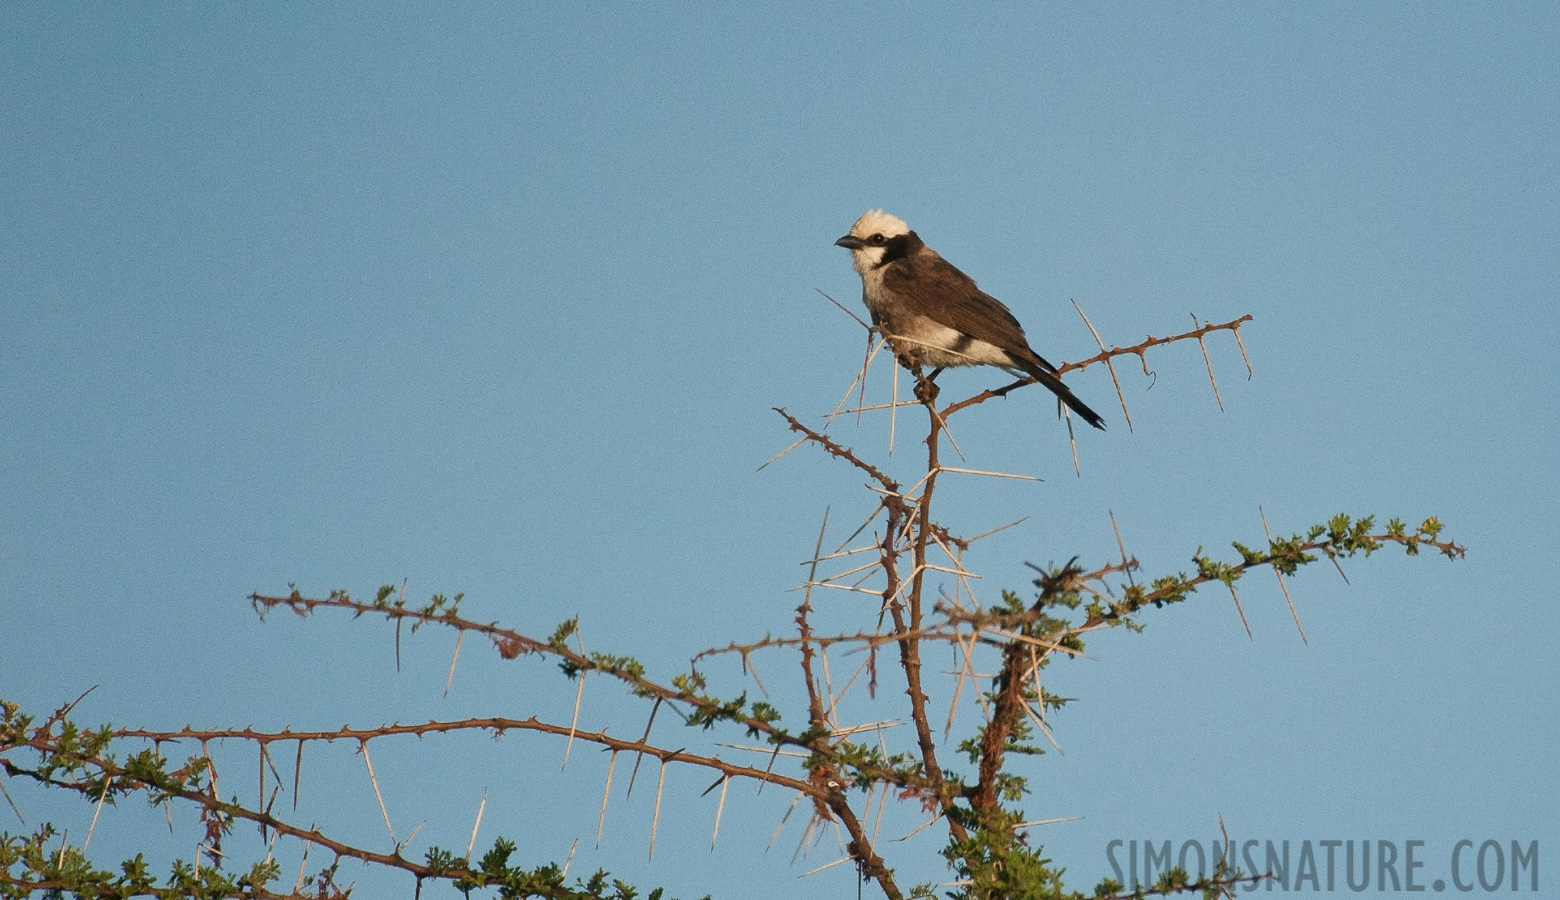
(1024, 364, 1106, 431)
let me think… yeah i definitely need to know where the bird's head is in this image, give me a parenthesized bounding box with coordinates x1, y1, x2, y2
(835, 209, 911, 274)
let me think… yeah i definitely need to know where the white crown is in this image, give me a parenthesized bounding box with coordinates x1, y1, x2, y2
(848, 209, 910, 239)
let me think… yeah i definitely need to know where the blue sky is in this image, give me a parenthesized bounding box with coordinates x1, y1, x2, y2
(2, 4, 1556, 898)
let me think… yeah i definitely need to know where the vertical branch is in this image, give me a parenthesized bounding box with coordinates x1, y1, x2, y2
(973, 562, 1080, 822)
(974, 627, 1031, 816)
(879, 364, 967, 844)
(798, 509, 831, 730)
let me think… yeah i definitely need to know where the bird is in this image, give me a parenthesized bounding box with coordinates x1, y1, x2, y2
(834, 209, 1106, 430)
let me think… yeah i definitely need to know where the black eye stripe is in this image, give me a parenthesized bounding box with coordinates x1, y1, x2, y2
(877, 232, 914, 265)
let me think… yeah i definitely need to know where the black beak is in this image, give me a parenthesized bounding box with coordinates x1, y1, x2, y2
(834, 235, 864, 250)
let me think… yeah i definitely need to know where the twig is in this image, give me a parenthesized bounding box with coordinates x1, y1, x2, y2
(395, 820, 425, 855)
(626, 698, 662, 798)
(945, 626, 978, 738)
(968, 517, 1028, 544)
(596, 750, 617, 847)
(870, 767, 889, 850)
(820, 337, 889, 429)
(892, 815, 939, 842)
(1260, 507, 1307, 643)
(937, 466, 1042, 482)
(0, 777, 23, 824)
(742, 649, 769, 696)
(563, 630, 588, 770)
(1109, 511, 1136, 588)
(816, 288, 869, 331)
(444, 631, 465, 696)
(294, 838, 311, 894)
(648, 760, 670, 860)
(81, 781, 110, 852)
(800, 856, 854, 877)
(758, 436, 809, 472)
(52, 686, 98, 726)
(394, 579, 407, 671)
(711, 776, 729, 849)
(1227, 582, 1253, 639)
(360, 741, 396, 846)
(766, 791, 804, 851)
(890, 353, 899, 454)
(1015, 816, 1082, 829)
(1072, 300, 1132, 431)
(562, 838, 579, 879)
(1232, 325, 1253, 377)
(941, 313, 1254, 420)
(292, 740, 303, 812)
(1192, 313, 1225, 411)
(1066, 410, 1081, 476)
(465, 791, 487, 860)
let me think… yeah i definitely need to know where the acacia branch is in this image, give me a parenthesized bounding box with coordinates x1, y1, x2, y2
(890, 369, 967, 844)
(773, 408, 901, 496)
(970, 562, 1083, 818)
(2, 748, 464, 886)
(1077, 517, 1464, 631)
(104, 720, 815, 798)
(941, 314, 1254, 419)
(791, 569, 901, 899)
(248, 591, 799, 751)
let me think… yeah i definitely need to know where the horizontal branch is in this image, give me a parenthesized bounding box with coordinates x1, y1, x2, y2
(110, 718, 817, 797)
(1079, 516, 1463, 630)
(942, 314, 1253, 418)
(7, 711, 809, 899)
(3, 749, 460, 886)
(249, 591, 798, 750)
(1062, 314, 1254, 377)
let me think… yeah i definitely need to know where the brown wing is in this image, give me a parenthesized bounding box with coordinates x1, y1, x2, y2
(882, 236, 1107, 430)
(881, 238, 1058, 374)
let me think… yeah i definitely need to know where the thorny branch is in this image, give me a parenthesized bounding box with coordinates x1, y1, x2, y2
(249, 590, 799, 750)
(769, 308, 1461, 899)
(940, 314, 1253, 420)
(4, 307, 1468, 900)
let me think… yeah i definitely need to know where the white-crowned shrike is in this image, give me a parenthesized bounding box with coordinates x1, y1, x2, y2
(835, 209, 1105, 430)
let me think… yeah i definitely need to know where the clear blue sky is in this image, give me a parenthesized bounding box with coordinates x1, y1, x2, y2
(3, 4, 1555, 898)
